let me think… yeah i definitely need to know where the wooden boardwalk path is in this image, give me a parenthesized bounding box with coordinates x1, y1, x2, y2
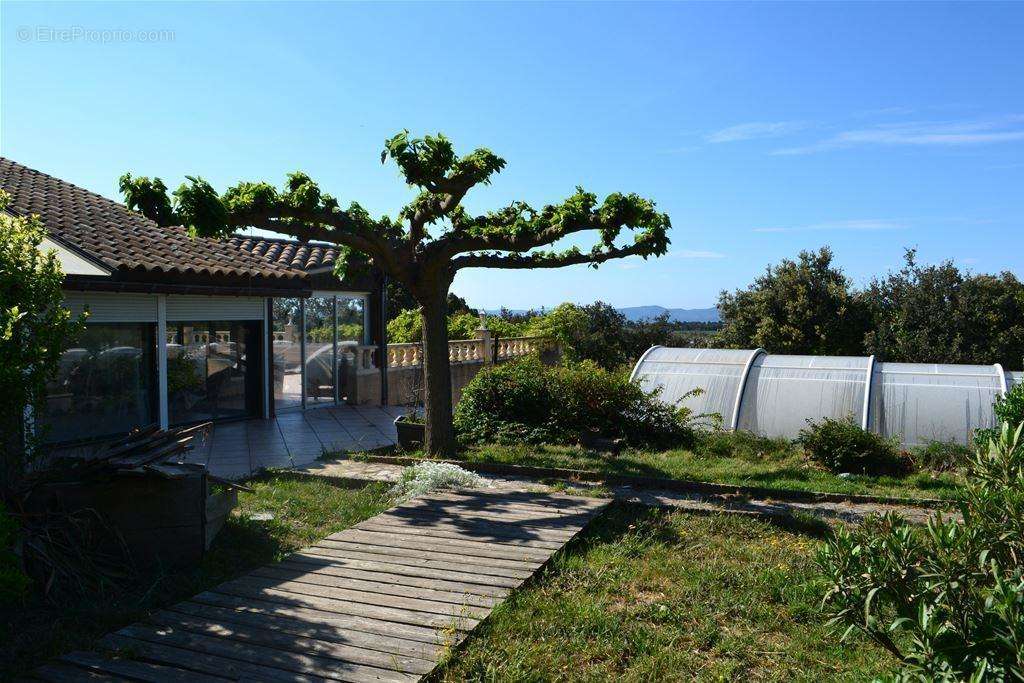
(30, 490, 609, 682)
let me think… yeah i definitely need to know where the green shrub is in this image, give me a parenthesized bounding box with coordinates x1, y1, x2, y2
(796, 416, 909, 476)
(387, 309, 528, 344)
(454, 356, 695, 448)
(817, 423, 1024, 680)
(913, 440, 973, 472)
(693, 429, 793, 461)
(974, 382, 1024, 449)
(0, 502, 29, 606)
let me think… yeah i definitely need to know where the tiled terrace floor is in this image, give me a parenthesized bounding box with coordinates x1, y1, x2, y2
(183, 405, 406, 480)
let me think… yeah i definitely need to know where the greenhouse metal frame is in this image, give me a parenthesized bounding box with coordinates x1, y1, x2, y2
(631, 346, 1019, 446)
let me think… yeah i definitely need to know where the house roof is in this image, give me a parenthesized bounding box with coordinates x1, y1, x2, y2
(0, 157, 303, 282)
(229, 235, 340, 272)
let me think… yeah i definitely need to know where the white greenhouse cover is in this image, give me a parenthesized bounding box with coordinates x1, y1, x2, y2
(869, 362, 1004, 446)
(630, 347, 762, 427)
(631, 347, 1016, 447)
(736, 354, 871, 439)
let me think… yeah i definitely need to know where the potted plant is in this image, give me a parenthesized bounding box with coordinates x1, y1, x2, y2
(394, 411, 425, 451)
(394, 361, 425, 450)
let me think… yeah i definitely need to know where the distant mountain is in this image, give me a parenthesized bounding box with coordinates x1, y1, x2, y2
(483, 305, 720, 323)
(618, 306, 720, 323)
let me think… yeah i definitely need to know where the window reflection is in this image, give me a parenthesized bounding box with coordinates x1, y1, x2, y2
(273, 298, 303, 411)
(305, 296, 336, 405)
(168, 320, 260, 425)
(42, 323, 156, 442)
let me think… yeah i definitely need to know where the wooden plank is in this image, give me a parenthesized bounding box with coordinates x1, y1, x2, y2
(353, 518, 566, 550)
(371, 508, 581, 538)
(99, 634, 319, 682)
(287, 552, 524, 589)
(299, 546, 534, 580)
(167, 601, 443, 661)
(32, 663, 124, 682)
(148, 610, 435, 675)
(392, 499, 601, 525)
(112, 624, 419, 683)
(313, 538, 544, 572)
(400, 490, 607, 512)
(395, 496, 589, 517)
(208, 583, 479, 631)
(188, 592, 448, 645)
(327, 528, 553, 562)
(416, 490, 608, 511)
(251, 565, 500, 608)
(61, 650, 227, 682)
(216, 575, 491, 621)
(33, 491, 610, 683)
(276, 558, 511, 598)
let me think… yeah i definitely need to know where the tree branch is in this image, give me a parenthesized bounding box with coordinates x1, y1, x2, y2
(451, 241, 657, 271)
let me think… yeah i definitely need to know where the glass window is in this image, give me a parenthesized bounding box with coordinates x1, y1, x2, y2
(168, 320, 261, 425)
(42, 323, 156, 443)
(272, 298, 303, 411)
(305, 296, 336, 405)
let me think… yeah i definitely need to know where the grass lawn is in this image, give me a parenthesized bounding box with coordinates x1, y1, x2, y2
(435, 503, 892, 682)
(451, 432, 962, 500)
(0, 474, 390, 681)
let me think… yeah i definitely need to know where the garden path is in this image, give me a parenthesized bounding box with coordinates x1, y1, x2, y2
(295, 457, 942, 525)
(30, 489, 609, 682)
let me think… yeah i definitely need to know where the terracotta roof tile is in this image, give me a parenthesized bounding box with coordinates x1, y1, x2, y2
(229, 235, 340, 271)
(0, 157, 304, 281)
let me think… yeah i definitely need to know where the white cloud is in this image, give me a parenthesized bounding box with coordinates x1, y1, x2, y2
(773, 115, 1024, 155)
(706, 121, 808, 143)
(753, 219, 906, 234)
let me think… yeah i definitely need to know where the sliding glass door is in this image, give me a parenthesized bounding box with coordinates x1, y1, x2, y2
(42, 323, 157, 442)
(304, 295, 336, 406)
(272, 294, 367, 412)
(167, 320, 262, 425)
(272, 298, 303, 411)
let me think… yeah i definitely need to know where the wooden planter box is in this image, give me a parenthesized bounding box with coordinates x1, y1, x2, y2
(394, 415, 425, 451)
(27, 467, 237, 569)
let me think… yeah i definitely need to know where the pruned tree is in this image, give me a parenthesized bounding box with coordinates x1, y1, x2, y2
(121, 131, 671, 454)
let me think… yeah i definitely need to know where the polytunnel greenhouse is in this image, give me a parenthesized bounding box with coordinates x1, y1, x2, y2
(630, 347, 1019, 447)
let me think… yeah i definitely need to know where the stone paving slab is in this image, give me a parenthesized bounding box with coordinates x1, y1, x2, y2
(187, 406, 403, 480)
(294, 457, 943, 525)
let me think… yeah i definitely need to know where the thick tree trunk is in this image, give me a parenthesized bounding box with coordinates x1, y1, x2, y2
(419, 292, 455, 456)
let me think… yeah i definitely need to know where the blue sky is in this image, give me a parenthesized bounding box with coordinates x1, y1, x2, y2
(2, 2, 1022, 310)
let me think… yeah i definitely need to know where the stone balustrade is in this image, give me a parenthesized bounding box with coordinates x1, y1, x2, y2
(496, 336, 548, 359)
(348, 334, 550, 372)
(344, 333, 558, 406)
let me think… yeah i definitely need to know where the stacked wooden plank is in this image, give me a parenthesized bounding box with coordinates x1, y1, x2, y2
(29, 489, 610, 682)
(46, 422, 213, 482)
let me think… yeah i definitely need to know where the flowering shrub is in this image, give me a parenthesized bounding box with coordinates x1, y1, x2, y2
(389, 462, 488, 503)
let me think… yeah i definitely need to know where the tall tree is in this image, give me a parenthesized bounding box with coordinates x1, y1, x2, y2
(715, 247, 870, 355)
(863, 249, 1024, 367)
(121, 131, 671, 454)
